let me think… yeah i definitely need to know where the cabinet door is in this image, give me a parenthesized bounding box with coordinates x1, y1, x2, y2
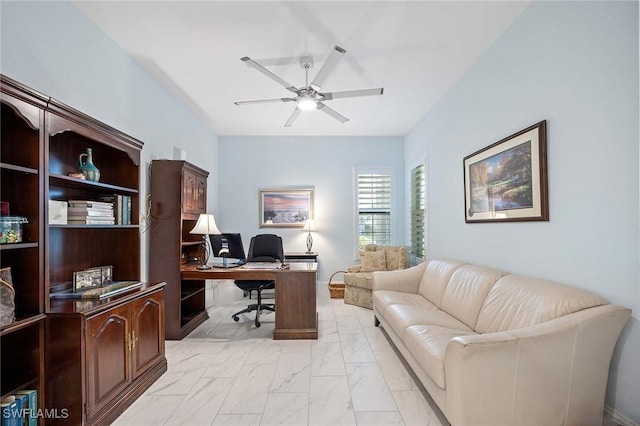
(182, 169, 197, 214)
(85, 304, 131, 420)
(131, 291, 165, 379)
(196, 174, 207, 213)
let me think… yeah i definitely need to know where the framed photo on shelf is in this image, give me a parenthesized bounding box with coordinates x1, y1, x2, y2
(463, 120, 548, 223)
(259, 188, 314, 228)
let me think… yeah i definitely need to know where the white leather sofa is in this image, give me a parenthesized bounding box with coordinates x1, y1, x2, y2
(372, 259, 631, 426)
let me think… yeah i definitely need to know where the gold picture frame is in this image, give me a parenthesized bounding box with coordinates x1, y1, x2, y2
(259, 188, 314, 228)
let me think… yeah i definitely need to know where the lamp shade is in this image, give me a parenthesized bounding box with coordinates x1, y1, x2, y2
(302, 219, 316, 232)
(190, 213, 221, 235)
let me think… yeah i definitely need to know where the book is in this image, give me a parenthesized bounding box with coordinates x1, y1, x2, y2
(67, 207, 114, 217)
(68, 218, 115, 225)
(14, 390, 37, 426)
(98, 194, 127, 224)
(124, 195, 132, 225)
(1, 396, 23, 426)
(67, 200, 113, 209)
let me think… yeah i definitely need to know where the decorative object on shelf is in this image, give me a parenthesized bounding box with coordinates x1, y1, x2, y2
(259, 188, 314, 228)
(48, 200, 68, 225)
(78, 147, 100, 182)
(67, 172, 85, 180)
(73, 265, 113, 292)
(464, 120, 548, 223)
(190, 213, 221, 270)
(0, 267, 15, 327)
(0, 216, 27, 244)
(302, 219, 316, 253)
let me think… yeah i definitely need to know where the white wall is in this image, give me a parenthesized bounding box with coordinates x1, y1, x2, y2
(218, 136, 404, 282)
(0, 1, 220, 280)
(405, 1, 639, 421)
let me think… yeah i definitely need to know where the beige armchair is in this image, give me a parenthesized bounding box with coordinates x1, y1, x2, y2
(343, 244, 409, 309)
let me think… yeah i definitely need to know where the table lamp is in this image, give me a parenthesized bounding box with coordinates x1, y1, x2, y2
(302, 219, 316, 253)
(190, 213, 221, 270)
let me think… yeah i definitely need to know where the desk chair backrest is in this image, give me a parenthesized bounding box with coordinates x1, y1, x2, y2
(247, 234, 284, 263)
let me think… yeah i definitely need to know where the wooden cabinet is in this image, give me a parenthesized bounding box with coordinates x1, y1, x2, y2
(149, 160, 209, 340)
(1, 74, 166, 425)
(181, 167, 207, 215)
(47, 285, 166, 425)
(0, 76, 47, 416)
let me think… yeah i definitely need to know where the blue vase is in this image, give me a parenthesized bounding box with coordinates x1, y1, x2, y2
(79, 148, 100, 182)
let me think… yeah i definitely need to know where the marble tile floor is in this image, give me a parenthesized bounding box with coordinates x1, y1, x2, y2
(113, 280, 449, 426)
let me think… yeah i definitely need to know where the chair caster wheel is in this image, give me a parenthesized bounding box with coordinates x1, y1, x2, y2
(255, 321, 261, 328)
(233, 316, 239, 322)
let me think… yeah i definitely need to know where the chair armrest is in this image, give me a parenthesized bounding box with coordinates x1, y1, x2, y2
(347, 265, 361, 273)
(444, 304, 631, 426)
(371, 262, 427, 294)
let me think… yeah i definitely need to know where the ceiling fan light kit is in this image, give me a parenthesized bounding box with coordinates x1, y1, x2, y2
(235, 45, 383, 127)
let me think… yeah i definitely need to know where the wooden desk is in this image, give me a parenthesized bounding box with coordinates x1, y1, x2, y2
(181, 263, 318, 340)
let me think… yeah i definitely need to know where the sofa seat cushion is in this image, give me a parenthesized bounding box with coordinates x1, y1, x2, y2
(344, 272, 373, 290)
(404, 325, 476, 389)
(384, 303, 473, 339)
(373, 290, 435, 316)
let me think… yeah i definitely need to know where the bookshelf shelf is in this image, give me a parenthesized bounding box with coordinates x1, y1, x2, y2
(0, 242, 39, 251)
(49, 224, 139, 229)
(0, 162, 38, 175)
(49, 173, 138, 194)
(0, 314, 46, 336)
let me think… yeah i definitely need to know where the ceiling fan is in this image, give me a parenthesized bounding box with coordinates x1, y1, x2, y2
(234, 46, 384, 127)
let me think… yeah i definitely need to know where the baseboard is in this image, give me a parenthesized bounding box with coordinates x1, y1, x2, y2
(604, 405, 639, 426)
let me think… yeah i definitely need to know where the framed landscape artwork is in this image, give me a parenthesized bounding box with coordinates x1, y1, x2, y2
(463, 121, 548, 223)
(259, 188, 314, 228)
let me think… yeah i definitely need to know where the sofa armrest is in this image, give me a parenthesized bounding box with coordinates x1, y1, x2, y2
(347, 265, 361, 273)
(443, 304, 631, 426)
(372, 262, 427, 294)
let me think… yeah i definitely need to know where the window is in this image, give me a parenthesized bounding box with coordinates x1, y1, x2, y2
(356, 172, 392, 250)
(410, 163, 425, 259)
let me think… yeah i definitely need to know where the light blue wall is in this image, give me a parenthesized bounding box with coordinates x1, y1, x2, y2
(405, 1, 639, 421)
(0, 1, 220, 280)
(218, 136, 404, 282)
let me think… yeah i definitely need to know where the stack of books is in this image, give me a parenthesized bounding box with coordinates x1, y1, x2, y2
(98, 194, 132, 225)
(1, 389, 37, 426)
(67, 200, 115, 225)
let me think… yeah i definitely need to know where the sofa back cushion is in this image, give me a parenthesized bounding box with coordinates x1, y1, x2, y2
(475, 274, 609, 333)
(417, 259, 466, 305)
(440, 265, 505, 329)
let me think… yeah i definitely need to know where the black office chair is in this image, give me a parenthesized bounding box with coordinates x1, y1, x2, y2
(231, 234, 284, 328)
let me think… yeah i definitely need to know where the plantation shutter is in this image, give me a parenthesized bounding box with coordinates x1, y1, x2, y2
(410, 164, 425, 258)
(357, 173, 392, 249)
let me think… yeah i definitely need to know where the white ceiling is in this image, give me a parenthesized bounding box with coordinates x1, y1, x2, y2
(73, 1, 530, 137)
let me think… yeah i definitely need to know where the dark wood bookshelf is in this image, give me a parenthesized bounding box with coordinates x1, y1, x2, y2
(1, 74, 167, 425)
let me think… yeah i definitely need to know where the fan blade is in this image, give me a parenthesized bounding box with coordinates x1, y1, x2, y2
(234, 98, 296, 106)
(309, 46, 346, 92)
(284, 107, 301, 127)
(241, 57, 299, 94)
(322, 88, 384, 101)
(317, 102, 349, 124)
